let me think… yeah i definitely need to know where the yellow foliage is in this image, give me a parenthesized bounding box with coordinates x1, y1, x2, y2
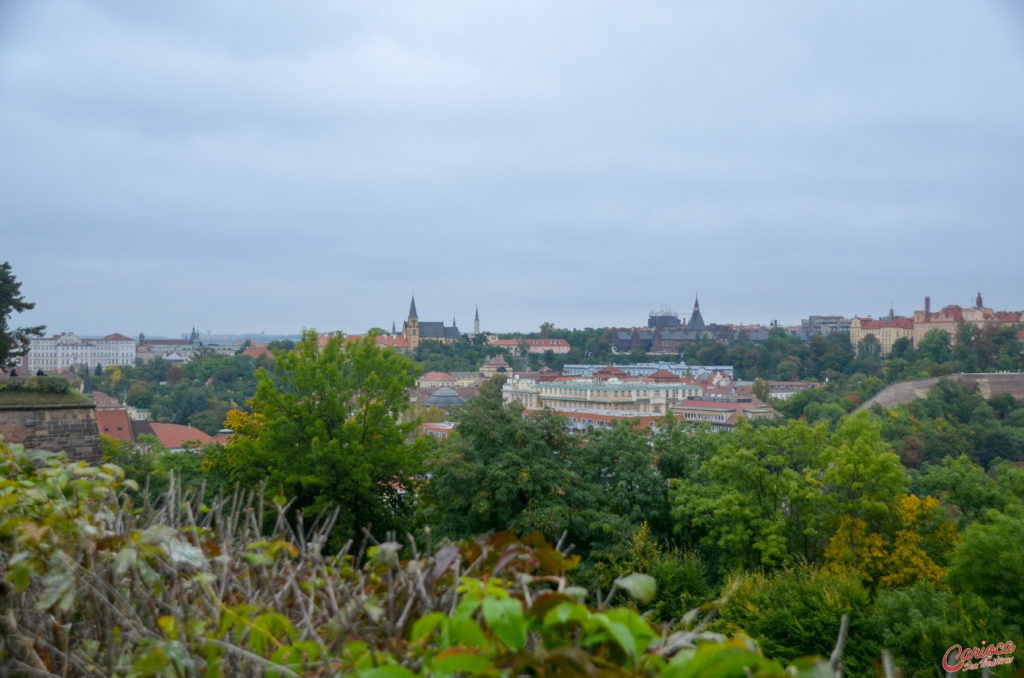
(825, 494, 957, 588)
(223, 408, 265, 439)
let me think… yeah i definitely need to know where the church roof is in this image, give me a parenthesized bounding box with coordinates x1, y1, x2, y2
(408, 296, 418, 320)
(688, 297, 706, 331)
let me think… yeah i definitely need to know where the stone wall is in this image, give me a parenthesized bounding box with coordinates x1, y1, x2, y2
(0, 404, 102, 464)
(858, 373, 1024, 412)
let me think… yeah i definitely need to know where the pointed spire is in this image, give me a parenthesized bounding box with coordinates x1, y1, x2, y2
(474, 306, 479, 321)
(688, 295, 705, 331)
(452, 315, 456, 327)
(408, 295, 418, 320)
(391, 320, 396, 334)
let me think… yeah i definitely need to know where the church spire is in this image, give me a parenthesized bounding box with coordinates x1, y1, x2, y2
(408, 295, 418, 320)
(688, 295, 705, 331)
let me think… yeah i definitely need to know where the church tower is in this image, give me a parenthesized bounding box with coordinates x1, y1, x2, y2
(474, 306, 480, 336)
(688, 296, 705, 331)
(403, 296, 420, 351)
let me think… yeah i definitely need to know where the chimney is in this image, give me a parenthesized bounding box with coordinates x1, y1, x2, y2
(925, 296, 931, 320)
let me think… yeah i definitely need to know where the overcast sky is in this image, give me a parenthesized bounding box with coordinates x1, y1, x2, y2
(2, 1, 1023, 338)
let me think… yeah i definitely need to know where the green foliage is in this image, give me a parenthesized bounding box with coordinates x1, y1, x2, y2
(0, 261, 45, 369)
(1, 439, 845, 677)
(414, 338, 514, 373)
(718, 566, 879, 677)
(670, 419, 832, 573)
(870, 583, 993, 678)
(947, 507, 1024, 624)
(214, 330, 425, 543)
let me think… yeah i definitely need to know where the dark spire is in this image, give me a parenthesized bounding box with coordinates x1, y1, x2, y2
(976, 291, 983, 308)
(391, 320, 396, 334)
(474, 306, 479, 321)
(408, 296, 418, 320)
(688, 295, 705, 331)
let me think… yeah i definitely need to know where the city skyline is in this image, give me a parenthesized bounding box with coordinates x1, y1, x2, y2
(3, 2, 1024, 336)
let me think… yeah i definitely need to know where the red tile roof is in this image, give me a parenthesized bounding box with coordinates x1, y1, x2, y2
(148, 423, 216, 449)
(96, 409, 132, 442)
(420, 371, 454, 381)
(242, 344, 273, 359)
(101, 333, 134, 341)
(859, 316, 914, 330)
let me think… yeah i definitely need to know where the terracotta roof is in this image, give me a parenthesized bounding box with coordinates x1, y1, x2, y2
(490, 339, 520, 347)
(420, 371, 454, 381)
(859, 316, 914, 330)
(647, 369, 680, 382)
(343, 334, 411, 348)
(242, 344, 273, 359)
(91, 391, 122, 409)
(101, 333, 134, 342)
(96, 409, 132, 442)
(593, 365, 628, 379)
(148, 423, 216, 449)
(483, 355, 511, 367)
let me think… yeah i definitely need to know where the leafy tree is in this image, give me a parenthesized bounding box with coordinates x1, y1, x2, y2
(870, 583, 991, 678)
(670, 419, 831, 573)
(215, 330, 426, 542)
(819, 413, 905, 564)
(0, 261, 45, 369)
(947, 507, 1024, 623)
(717, 566, 880, 677)
(423, 376, 587, 545)
(916, 329, 951, 365)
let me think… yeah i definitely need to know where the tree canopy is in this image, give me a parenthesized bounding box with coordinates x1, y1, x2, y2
(0, 261, 45, 369)
(210, 330, 427, 543)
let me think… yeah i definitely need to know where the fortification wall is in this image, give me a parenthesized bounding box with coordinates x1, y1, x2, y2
(858, 373, 1024, 411)
(0, 404, 102, 464)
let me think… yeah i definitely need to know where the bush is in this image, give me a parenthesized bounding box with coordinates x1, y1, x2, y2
(1, 438, 844, 677)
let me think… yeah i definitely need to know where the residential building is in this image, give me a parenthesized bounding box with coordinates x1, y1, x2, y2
(418, 371, 456, 389)
(525, 338, 571, 354)
(801, 316, 851, 336)
(849, 316, 914, 357)
(28, 332, 136, 372)
(669, 397, 780, 432)
(422, 421, 457, 440)
(562, 362, 734, 379)
(912, 294, 1021, 346)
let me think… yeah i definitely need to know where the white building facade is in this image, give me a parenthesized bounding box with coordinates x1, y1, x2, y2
(28, 333, 137, 372)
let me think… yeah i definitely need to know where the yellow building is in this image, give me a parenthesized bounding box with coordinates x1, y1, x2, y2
(849, 316, 914, 357)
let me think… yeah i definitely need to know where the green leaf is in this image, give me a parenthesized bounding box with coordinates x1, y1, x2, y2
(410, 611, 446, 642)
(431, 649, 491, 675)
(360, 665, 416, 678)
(481, 595, 526, 650)
(614, 572, 656, 604)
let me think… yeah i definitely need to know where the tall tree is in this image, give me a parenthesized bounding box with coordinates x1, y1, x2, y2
(0, 262, 45, 369)
(215, 330, 425, 541)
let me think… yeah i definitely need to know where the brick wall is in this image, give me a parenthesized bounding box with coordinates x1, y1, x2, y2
(0, 404, 102, 464)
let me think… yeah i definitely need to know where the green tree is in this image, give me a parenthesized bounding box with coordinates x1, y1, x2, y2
(820, 412, 906, 563)
(916, 329, 951, 365)
(423, 376, 586, 544)
(0, 261, 45, 369)
(217, 330, 425, 542)
(947, 507, 1024, 623)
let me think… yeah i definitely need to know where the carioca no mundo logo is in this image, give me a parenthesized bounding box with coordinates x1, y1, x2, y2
(942, 640, 1016, 672)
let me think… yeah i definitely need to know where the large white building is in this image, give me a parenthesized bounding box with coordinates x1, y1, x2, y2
(503, 376, 702, 417)
(28, 333, 136, 372)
